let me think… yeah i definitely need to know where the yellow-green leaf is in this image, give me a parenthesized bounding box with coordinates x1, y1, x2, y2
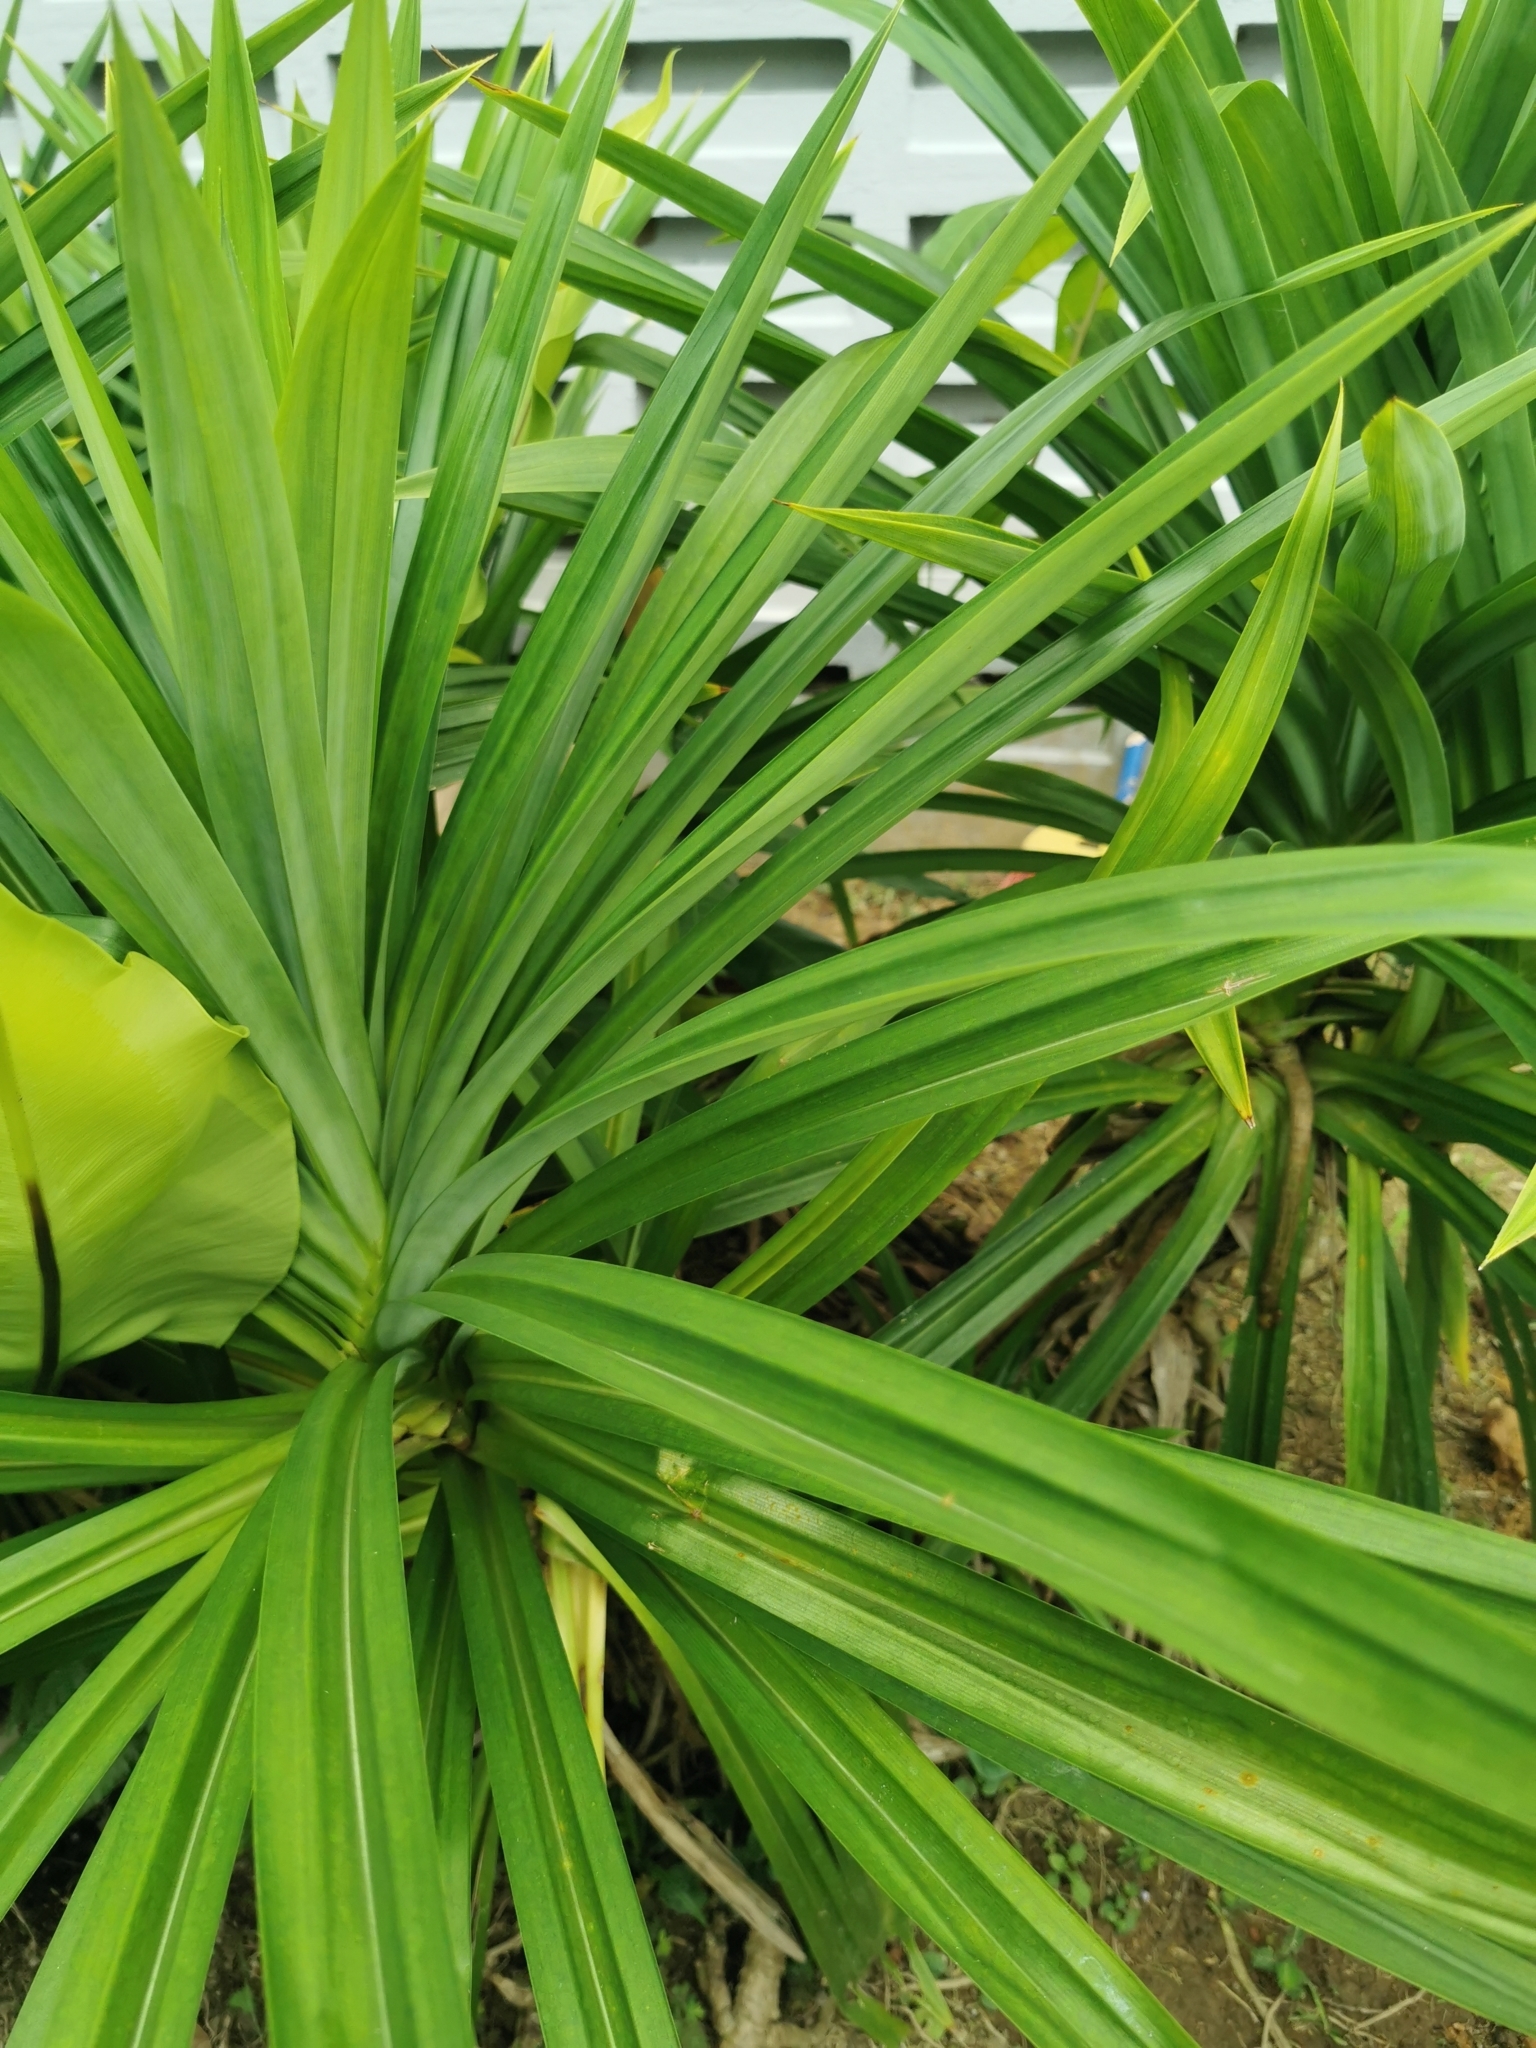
(1350, 0, 1442, 206)
(296, 0, 393, 332)
(0, 886, 297, 1389)
(1482, 1166, 1536, 1269)
(1112, 166, 1153, 264)
(204, 0, 291, 390)
(1186, 1008, 1253, 1125)
(781, 502, 1029, 582)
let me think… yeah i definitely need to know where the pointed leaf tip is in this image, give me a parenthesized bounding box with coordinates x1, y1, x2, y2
(1480, 1165, 1536, 1269)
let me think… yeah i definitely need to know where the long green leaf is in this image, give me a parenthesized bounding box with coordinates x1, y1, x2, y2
(5, 421, 182, 711)
(370, 2, 635, 986)
(425, 1255, 1536, 1829)
(276, 136, 426, 959)
(811, 0, 1177, 328)
(0, 1432, 287, 1658)
(1309, 588, 1453, 839)
(385, 844, 1536, 1319)
(457, 256, 1536, 1170)
(1077, 0, 1297, 470)
(883, 1083, 1219, 1367)
(0, 1388, 304, 1490)
(204, 0, 290, 389)
(115, 39, 377, 1141)
(1216, 77, 1411, 429)
(0, 795, 83, 918)
(0, 0, 348, 300)
(442, 1456, 677, 2047)
(388, 72, 547, 631)
(1102, 396, 1342, 872)
(0, 71, 468, 451)
(632, 1556, 1199, 2048)
(1343, 1153, 1390, 1493)
(1421, 559, 1536, 708)
(1408, 936, 1536, 1266)
(487, 1414, 1536, 2015)
(387, 8, 921, 1161)
(4, 1500, 271, 2048)
(1286, 0, 1402, 246)
(736, 1091, 1032, 1316)
(0, 588, 385, 1265)
(254, 1361, 471, 2046)
(407, 1488, 477, 2006)
(1413, 95, 1536, 775)
(0, 445, 201, 808)
(1352, 0, 1441, 206)
(1312, 1052, 1535, 1178)
(1046, 1100, 1260, 1415)
(1147, 1429, 1536, 1615)
(0, 1538, 226, 1923)
(297, 0, 393, 331)
(1316, 1092, 1536, 1309)
(534, 1499, 890, 2021)
(1432, 0, 1536, 204)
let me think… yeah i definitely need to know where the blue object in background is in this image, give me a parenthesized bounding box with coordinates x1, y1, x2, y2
(1115, 731, 1152, 803)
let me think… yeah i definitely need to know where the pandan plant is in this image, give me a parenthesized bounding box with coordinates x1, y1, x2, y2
(0, 0, 1535, 2041)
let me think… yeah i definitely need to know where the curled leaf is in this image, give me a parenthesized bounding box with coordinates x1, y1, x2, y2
(1336, 399, 1465, 663)
(0, 888, 297, 1388)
